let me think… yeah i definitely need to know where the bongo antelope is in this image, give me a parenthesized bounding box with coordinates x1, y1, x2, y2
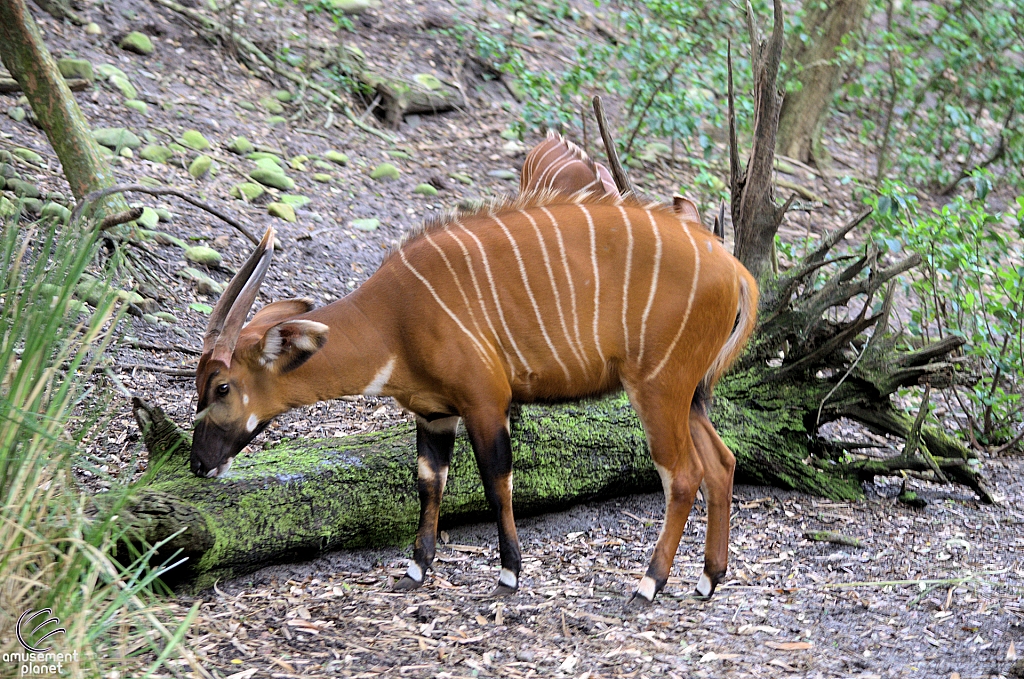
(191, 191, 757, 603)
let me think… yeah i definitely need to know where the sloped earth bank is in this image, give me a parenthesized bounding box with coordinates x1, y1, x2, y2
(1, 0, 1022, 675)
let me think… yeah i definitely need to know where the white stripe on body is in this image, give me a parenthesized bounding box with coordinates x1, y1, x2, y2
(490, 215, 571, 382)
(423, 231, 495, 368)
(617, 205, 635, 358)
(636, 210, 663, 365)
(441, 226, 514, 370)
(540, 207, 587, 367)
(399, 249, 493, 368)
(519, 210, 588, 374)
(646, 222, 701, 381)
(578, 205, 606, 364)
(454, 222, 533, 375)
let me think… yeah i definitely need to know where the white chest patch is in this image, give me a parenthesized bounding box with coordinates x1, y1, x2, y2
(363, 356, 396, 396)
(246, 413, 259, 432)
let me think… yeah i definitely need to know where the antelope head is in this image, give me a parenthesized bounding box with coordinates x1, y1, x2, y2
(191, 228, 329, 477)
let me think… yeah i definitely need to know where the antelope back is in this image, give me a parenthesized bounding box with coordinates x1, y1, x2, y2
(379, 193, 754, 402)
(520, 131, 618, 198)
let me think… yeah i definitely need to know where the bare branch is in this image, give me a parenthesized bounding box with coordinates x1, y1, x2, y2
(592, 95, 636, 197)
(72, 184, 261, 246)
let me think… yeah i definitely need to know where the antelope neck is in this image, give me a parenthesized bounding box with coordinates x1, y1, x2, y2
(285, 296, 397, 403)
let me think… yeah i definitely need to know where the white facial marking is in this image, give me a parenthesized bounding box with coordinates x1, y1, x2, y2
(637, 575, 657, 601)
(706, 241, 713, 253)
(194, 406, 210, 423)
(499, 568, 517, 588)
(406, 561, 423, 582)
(362, 356, 396, 396)
(242, 393, 249, 406)
(417, 456, 436, 482)
(696, 572, 713, 597)
(246, 413, 259, 433)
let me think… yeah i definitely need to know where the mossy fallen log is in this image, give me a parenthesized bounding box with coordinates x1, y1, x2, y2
(127, 394, 664, 591)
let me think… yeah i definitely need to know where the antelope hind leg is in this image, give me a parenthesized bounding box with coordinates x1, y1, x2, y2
(689, 409, 736, 599)
(395, 416, 458, 591)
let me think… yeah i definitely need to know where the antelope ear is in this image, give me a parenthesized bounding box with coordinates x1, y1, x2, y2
(248, 298, 315, 327)
(672, 195, 703, 226)
(257, 319, 329, 373)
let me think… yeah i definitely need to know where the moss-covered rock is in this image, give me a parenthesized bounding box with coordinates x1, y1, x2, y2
(178, 130, 211, 151)
(267, 202, 297, 222)
(154, 311, 177, 323)
(273, 89, 292, 102)
(184, 246, 222, 267)
(109, 74, 138, 99)
(259, 96, 284, 114)
(370, 163, 400, 181)
(324, 150, 348, 166)
(247, 152, 284, 166)
(279, 194, 310, 208)
(22, 198, 42, 215)
(265, 116, 287, 126)
(0, 196, 17, 218)
(7, 107, 26, 123)
(449, 171, 473, 185)
(137, 207, 160, 228)
(93, 128, 142, 150)
(312, 173, 333, 183)
(230, 182, 265, 201)
(253, 157, 284, 174)
(226, 136, 254, 155)
(139, 145, 173, 164)
(40, 202, 71, 223)
(328, 0, 380, 13)
(96, 64, 127, 81)
(5, 178, 40, 198)
(85, 22, 101, 35)
(237, 101, 256, 111)
(413, 183, 438, 197)
(12, 148, 43, 164)
(57, 58, 94, 82)
(412, 73, 443, 90)
(125, 99, 148, 115)
(350, 218, 380, 231)
(120, 31, 155, 55)
(249, 168, 294, 191)
(289, 155, 308, 171)
(188, 155, 213, 179)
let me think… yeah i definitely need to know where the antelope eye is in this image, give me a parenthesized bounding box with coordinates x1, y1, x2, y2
(216, 383, 230, 396)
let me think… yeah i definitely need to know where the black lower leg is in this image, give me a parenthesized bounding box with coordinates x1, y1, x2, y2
(396, 417, 456, 590)
(468, 419, 521, 594)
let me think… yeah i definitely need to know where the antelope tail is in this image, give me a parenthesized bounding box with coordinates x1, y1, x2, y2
(703, 266, 759, 392)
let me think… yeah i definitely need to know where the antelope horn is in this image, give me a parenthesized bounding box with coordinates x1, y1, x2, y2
(202, 227, 276, 365)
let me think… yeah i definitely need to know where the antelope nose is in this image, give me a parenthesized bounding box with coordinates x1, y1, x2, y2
(191, 458, 207, 477)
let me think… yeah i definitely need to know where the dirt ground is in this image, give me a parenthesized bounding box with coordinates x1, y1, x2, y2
(1, 0, 1022, 676)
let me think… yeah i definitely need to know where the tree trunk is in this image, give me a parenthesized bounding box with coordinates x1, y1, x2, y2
(776, 0, 869, 165)
(0, 0, 125, 215)
(730, 0, 789, 282)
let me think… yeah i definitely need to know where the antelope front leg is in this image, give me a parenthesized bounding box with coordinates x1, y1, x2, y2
(463, 408, 521, 596)
(395, 416, 458, 591)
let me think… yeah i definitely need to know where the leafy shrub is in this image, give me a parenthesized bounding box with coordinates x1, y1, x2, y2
(844, 0, 1024, 190)
(869, 178, 1024, 450)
